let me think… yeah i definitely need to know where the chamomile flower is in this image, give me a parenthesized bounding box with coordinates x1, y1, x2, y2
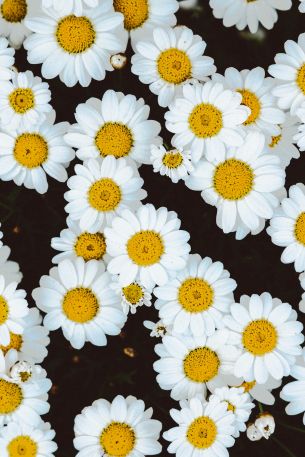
(165, 81, 249, 162)
(74, 394, 162, 457)
(105, 204, 191, 290)
(65, 156, 146, 232)
(280, 349, 305, 424)
(0, 38, 14, 81)
(131, 26, 216, 108)
(65, 90, 161, 164)
(0, 421, 57, 457)
(237, 377, 282, 405)
(0, 70, 52, 131)
(143, 319, 168, 337)
(0, 0, 38, 49)
(24, 2, 128, 87)
(42, 0, 98, 16)
(269, 33, 305, 115)
(186, 131, 285, 239)
(212, 67, 285, 136)
(153, 330, 240, 400)
(111, 276, 152, 315)
(51, 217, 109, 265)
(209, 0, 292, 34)
(154, 254, 237, 336)
(0, 245, 22, 284)
(0, 111, 74, 194)
(150, 143, 193, 183)
(300, 0, 305, 13)
(224, 292, 304, 384)
(267, 183, 305, 273)
(266, 114, 299, 168)
(32, 258, 127, 350)
(164, 396, 235, 457)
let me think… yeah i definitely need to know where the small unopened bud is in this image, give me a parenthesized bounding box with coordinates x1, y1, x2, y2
(110, 53, 127, 70)
(246, 423, 263, 441)
(255, 413, 275, 439)
(10, 361, 33, 383)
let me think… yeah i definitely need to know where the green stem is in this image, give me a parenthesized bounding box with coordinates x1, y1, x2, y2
(272, 436, 297, 457)
(258, 402, 264, 413)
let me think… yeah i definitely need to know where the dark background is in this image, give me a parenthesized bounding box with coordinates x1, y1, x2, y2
(3, 0, 305, 455)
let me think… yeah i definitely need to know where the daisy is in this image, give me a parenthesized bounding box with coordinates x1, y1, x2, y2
(0, 110, 74, 194)
(42, 0, 98, 16)
(235, 377, 282, 405)
(74, 394, 162, 457)
(212, 67, 285, 136)
(131, 26, 216, 108)
(143, 319, 168, 337)
(186, 131, 285, 239)
(254, 413, 275, 439)
(64, 90, 161, 164)
(24, 2, 128, 87)
(153, 330, 240, 400)
(0, 37, 14, 81)
(150, 142, 194, 183)
(266, 114, 299, 168)
(165, 81, 249, 162)
(209, 0, 292, 34)
(280, 349, 305, 424)
(0, 0, 38, 49)
(65, 156, 146, 232)
(269, 33, 305, 115)
(105, 203, 191, 290)
(164, 395, 235, 456)
(267, 183, 305, 272)
(154, 254, 237, 336)
(224, 292, 304, 384)
(0, 245, 22, 285)
(32, 258, 127, 350)
(110, 276, 152, 315)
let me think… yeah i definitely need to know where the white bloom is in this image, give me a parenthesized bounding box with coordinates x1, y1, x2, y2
(266, 114, 299, 168)
(255, 413, 275, 439)
(247, 423, 263, 441)
(0, 0, 39, 49)
(110, 53, 127, 69)
(0, 245, 22, 284)
(110, 276, 152, 315)
(42, 0, 98, 16)
(0, 37, 14, 81)
(9, 360, 32, 383)
(143, 319, 168, 337)
(237, 377, 282, 405)
(150, 143, 193, 183)
(280, 349, 305, 424)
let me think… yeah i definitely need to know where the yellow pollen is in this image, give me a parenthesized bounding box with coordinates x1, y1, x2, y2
(113, 0, 149, 31)
(237, 89, 261, 125)
(74, 232, 106, 261)
(62, 287, 99, 323)
(7, 435, 37, 457)
(0, 379, 23, 414)
(88, 178, 121, 212)
(127, 231, 164, 266)
(213, 158, 254, 200)
(178, 278, 214, 313)
(295, 212, 305, 245)
(122, 283, 144, 304)
(56, 15, 95, 54)
(297, 64, 305, 95)
(227, 402, 236, 412)
(189, 103, 223, 138)
(9, 88, 34, 114)
(157, 48, 192, 84)
(269, 134, 282, 148)
(19, 371, 31, 383)
(0, 296, 9, 325)
(187, 416, 217, 449)
(183, 347, 220, 382)
(0, 332, 22, 354)
(1, 0, 27, 23)
(100, 422, 135, 457)
(162, 150, 183, 169)
(241, 380, 256, 392)
(242, 319, 278, 356)
(14, 133, 48, 169)
(95, 122, 133, 158)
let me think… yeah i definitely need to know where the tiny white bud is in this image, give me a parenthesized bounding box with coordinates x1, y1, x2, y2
(110, 53, 127, 70)
(246, 423, 263, 441)
(255, 413, 275, 439)
(10, 361, 33, 383)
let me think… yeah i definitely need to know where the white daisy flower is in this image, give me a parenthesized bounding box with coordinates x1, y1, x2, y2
(64, 89, 161, 164)
(0, 420, 57, 457)
(150, 142, 194, 183)
(0, 0, 38, 49)
(209, 0, 292, 34)
(280, 349, 305, 424)
(32, 258, 127, 350)
(255, 413, 275, 439)
(0, 70, 51, 131)
(65, 156, 146, 233)
(74, 394, 162, 457)
(153, 330, 241, 400)
(110, 276, 152, 315)
(9, 360, 32, 383)
(0, 110, 74, 194)
(266, 114, 299, 168)
(0, 244, 22, 285)
(164, 395, 235, 456)
(235, 377, 282, 405)
(300, 0, 305, 13)
(154, 253, 236, 337)
(165, 81, 249, 162)
(143, 319, 168, 337)
(224, 292, 304, 384)
(42, 0, 98, 16)
(267, 183, 305, 273)
(24, 2, 128, 87)
(269, 33, 305, 115)
(105, 203, 191, 290)
(212, 67, 285, 136)
(186, 131, 285, 239)
(131, 26, 215, 108)
(0, 37, 14, 81)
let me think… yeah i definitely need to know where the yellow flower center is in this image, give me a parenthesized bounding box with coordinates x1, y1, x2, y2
(189, 103, 223, 138)
(0, 296, 9, 325)
(88, 178, 121, 212)
(14, 133, 48, 169)
(74, 232, 106, 261)
(7, 435, 37, 457)
(62, 287, 99, 323)
(100, 422, 135, 457)
(269, 134, 282, 148)
(0, 379, 23, 414)
(297, 63, 305, 95)
(122, 283, 144, 304)
(19, 371, 31, 383)
(95, 122, 133, 158)
(183, 347, 220, 382)
(127, 231, 164, 266)
(227, 402, 236, 412)
(242, 319, 277, 356)
(295, 212, 305, 245)
(241, 380, 256, 392)
(178, 278, 214, 313)
(237, 89, 261, 125)
(0, 332, 22, 354)
(187, 416, 217, 449)
(1, 0, 27, 22)
(157, 48, 192, 84)
(113, 0, 149, 31)
(56, 15, 96, 54)
(162, 150, 183, 169)
(9, 88, 34, 114)
(213, 158, 254, 200)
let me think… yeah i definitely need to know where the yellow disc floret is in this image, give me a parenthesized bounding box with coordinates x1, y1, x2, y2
(162, 150, 183, 169)
(157, 48, 192, 84)
(122, 283, 144, 304)
(14, 133, 48, 169)
(0, 379, 23, 414)
(187, 416, 217, 449)
(8, 435, 37, 457)
(183, 347, 220, 382)
(100, 422, 135, 457)
(242, 319, 277, 356)
(74, 232, 106, 261)
(1, 0, 27, 23)
(189, 103, 223, 138)
(0, 332, 22, 354)
(241, 380, 256, 392)
(62, 287, 99, 323)
(113, 0, 149, 31)
(213, 159, 254, 200)
(237, 89, 261, 125)
(127, 231, 164, 266)
(9, 88, 34, 114)
(295, 212, 305, 245)
(88, 178, 121, 212)
(269, 134, 282, 148)
(178, 278, 214, 313)
(297, 64, 305, 95)
(0, 296, 9, 325)
(56, 15, 96, 54)
(95, 123, 133, 158)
